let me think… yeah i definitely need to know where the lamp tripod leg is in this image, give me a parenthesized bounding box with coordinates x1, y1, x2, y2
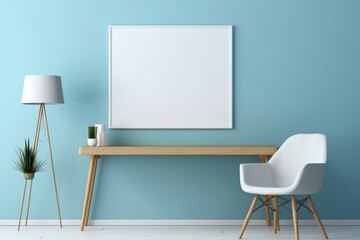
(50, 159, 63, 228)
(42, 105, 62, 228)
(33, 104, 44, 153)
(25, 179, 33, 226)
(18, 179, 28, 231)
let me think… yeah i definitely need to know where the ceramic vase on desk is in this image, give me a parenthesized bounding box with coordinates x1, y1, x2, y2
(95, 123, 107, 146)
(87, 126, 97, 147)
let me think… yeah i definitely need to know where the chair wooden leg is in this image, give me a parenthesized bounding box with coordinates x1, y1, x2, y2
(307, 195, 329, 239)
(291, 196, 299, 240)
(238, 195, 258, 239)
(277, 217, 280, 231)
(276, 196, 280, 231)
(264, 195, 271, 226)
(273, 195, 278, 234)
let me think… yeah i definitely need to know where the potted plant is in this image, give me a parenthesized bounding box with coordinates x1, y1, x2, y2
(14, 139, 46, 180)
(87, 126, 97, 147)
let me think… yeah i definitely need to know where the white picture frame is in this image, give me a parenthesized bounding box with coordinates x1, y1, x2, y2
(109, 25, 233, 129)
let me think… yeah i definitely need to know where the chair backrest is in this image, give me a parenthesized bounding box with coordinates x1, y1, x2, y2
(268, 133, 327, 187)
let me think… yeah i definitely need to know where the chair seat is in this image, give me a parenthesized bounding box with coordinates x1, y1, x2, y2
(240, 162, 326, 195)
(241, 184, 300, 195)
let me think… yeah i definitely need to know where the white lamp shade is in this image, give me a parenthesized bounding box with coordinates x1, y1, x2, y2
(22, 75, 64, 104)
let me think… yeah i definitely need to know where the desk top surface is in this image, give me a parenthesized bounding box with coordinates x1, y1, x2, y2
(79, 146, 277, 156)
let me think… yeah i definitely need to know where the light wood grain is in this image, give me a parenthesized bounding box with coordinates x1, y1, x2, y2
(291, 196, 299, 240)
(79, 145, 277, 231)
(238, 195, 258, 239)
(263, 196, 271, 226)
(85, 156, 99, 226)
(79, 146, 277, 156)
(308, 195, 328, 239)
(81, 157, 96, 231)
(273, 195, 278, 234)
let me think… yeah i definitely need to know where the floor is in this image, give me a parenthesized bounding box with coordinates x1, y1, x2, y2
(1, 225, 359, 240)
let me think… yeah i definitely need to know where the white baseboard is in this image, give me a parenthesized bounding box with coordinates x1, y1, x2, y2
(1, 219, 360, 226)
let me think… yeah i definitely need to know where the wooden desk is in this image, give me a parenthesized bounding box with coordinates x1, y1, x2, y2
(79, 146, 277, 231)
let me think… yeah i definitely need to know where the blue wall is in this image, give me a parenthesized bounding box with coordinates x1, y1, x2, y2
(1, 0, 359, 220)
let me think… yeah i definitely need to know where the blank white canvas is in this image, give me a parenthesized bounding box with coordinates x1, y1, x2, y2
(109, 25, 232, 129)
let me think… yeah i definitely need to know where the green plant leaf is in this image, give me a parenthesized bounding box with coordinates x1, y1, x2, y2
(13, 138, 46, 174)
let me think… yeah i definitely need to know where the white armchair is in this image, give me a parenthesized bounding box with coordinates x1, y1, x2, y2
(238, 133, 328, 240)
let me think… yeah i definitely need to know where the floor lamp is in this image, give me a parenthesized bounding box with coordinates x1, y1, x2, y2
(19, 75, 64, 230)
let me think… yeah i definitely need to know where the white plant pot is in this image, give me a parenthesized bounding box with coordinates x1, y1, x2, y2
(87, 138, 97, 147)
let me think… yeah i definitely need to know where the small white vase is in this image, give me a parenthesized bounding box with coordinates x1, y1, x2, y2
(96, 132, 107, 146)
(87, 138, 97, 147)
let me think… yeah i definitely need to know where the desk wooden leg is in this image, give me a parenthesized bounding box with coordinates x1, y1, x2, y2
(81, 156, 96, 231)
(85, 156, 99, 226)
(258, 155, 268, 163)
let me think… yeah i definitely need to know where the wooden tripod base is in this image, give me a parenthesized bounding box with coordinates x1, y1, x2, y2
(17, 103, 62, 230)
